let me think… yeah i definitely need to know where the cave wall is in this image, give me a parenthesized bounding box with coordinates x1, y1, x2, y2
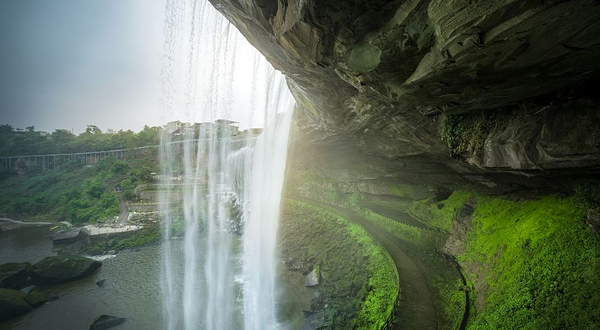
(209, 0, 600, 190)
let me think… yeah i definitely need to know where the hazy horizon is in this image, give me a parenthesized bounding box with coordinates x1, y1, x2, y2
(0, 0, 282, 135)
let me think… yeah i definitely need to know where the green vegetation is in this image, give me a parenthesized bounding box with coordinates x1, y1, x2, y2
(441, 111, 506, 159)
(0, 124, 160, 223)
(83, 223, 161, 255)
(280, 199, 398, 330)
(408, 190, 473, 231)
(0, 155, 157, 223)
(112, 223, 160, 250)
(0, 124, 160, 156)
(461, 196, 600, 329)
(361, 188, 600, 329)
(349, 221, 398, 330)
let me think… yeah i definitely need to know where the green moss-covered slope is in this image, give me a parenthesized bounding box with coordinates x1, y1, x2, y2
(0, 155, 156, 223)
(461, 196, 600, 329)
(408, 190, 473, 231)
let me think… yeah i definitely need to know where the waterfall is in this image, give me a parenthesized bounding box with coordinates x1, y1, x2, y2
(158, 0, 294, 329)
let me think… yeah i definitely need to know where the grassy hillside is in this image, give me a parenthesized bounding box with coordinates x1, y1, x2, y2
(462, 196, 600, 329)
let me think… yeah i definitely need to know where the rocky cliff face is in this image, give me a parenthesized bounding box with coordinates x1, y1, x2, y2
(210, 0, 600, 190)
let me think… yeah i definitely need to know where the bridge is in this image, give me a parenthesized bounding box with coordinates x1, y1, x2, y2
(0, 145, 156, 170)
(0, 136, 259, 170)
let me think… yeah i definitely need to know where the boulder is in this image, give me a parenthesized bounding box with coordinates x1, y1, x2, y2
(89, 315, 126, 330)
(0, 262, 31, 290)
(52, 228, 85, 244)
(0, 288, 33, 322)
(31, 255, 101, 284)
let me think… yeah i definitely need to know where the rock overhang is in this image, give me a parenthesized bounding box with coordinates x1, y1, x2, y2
(209, 0, 600, 190)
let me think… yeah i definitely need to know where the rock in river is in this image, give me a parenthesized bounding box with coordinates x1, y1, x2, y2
(0, 288, 33, 321)
(52, 228, 85, 244)
(0, 288, 50, 321)
(89, 315, 126, 330)
(30, 255, 101, 284)
(0, 262, 31, 290)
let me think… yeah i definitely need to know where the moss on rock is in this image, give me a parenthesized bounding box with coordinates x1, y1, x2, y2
(31, 255, 101, 284)
(0, 262, 31, 290)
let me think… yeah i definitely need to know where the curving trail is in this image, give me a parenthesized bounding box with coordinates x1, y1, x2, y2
(294, 197, 438, 330)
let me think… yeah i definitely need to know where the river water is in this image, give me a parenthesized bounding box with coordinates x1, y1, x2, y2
(0, 226, 310, 330)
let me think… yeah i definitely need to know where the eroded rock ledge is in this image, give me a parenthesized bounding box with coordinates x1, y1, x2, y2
(209, 0, 600, 189)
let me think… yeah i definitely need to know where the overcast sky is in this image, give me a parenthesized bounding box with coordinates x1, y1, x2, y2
(0, 0, 167, 133)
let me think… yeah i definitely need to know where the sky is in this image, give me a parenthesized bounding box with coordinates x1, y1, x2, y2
(0, 0, 167, 134)
(0, 0, 293, 135)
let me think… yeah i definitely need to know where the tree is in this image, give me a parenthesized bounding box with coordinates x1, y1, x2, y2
(0, 124, 13, 133)
(85, 125, 102, 135)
